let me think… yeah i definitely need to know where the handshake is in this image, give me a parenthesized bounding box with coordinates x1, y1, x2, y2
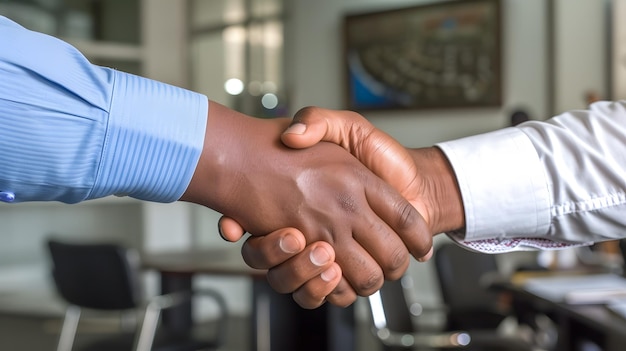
(182, 104, 465, 309)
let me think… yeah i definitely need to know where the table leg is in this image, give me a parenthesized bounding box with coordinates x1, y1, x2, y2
(159, 272, 193, 333)
(327, 303, 355, 351)
(251, 278, 355, 351)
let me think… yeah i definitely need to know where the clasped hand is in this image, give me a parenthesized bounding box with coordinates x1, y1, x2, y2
(182, 103, 438, 308)
(212, 106, 464, 308)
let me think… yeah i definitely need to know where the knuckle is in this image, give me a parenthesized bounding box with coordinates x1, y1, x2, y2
(353, 269, 384, 296)
(294, 106, 319, 120)
(411, 237, 433, 259)
(383, 246, 410, 281)
(327, 289, 357, 308)
(396, 201, 419, 232)
(241, 244, 268, 270)
(293, 292, 324, 310)
(266, 270, 295, 294)
(335, 192, 358, 214)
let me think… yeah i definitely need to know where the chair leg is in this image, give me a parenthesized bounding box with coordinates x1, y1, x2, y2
(57, 305, 81, 351)
(134, 305, 162, 351)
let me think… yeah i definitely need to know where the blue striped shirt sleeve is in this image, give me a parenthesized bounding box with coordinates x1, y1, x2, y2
(0, 15, 208, 204)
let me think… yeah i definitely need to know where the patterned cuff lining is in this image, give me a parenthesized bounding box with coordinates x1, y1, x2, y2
(448, 233, 593, 254)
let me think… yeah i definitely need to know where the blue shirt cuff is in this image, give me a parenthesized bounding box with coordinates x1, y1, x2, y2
(88, 70, 208, 203)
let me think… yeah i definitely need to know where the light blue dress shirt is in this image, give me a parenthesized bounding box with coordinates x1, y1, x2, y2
(0, 16, 208, 204)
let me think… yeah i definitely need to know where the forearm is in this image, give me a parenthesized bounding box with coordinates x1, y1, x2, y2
(519, 100, 626, 242)
(0, 15, 207, 204)
(180, 102, 293, 232)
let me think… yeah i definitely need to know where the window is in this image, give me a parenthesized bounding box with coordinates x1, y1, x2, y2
(189, 0, 286, 117)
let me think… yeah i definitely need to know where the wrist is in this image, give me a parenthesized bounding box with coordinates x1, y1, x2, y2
(180, 102, 253, 210)
(180, 101, 292, 215)
(410, 147, 465, 234)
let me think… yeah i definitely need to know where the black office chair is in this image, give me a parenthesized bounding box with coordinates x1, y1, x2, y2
(47, 239, 227, 351)
(434, 242, 551, 351)
(368, 275, 539, 351)
(434, 242, 508, 331)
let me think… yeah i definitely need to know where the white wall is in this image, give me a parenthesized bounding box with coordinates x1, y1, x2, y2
(614, 0, 626, 100)
(554, 0, 608, 112)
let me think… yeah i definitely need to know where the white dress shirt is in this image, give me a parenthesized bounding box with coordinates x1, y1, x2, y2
(438, 101, 626, 252)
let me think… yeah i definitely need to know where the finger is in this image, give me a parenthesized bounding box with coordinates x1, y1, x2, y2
(417, 246, 434, 262)
(241, 227, 306, 269)
(266, 241, 335, 293)
(363, 176, 433, 264)
(292, 263, 343, 309)
(332, 233, 385, 297)
(325, 278, 358, 308)
(218, 216, 247, 242)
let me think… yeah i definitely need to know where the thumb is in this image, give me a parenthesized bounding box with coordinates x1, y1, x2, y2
(281, 106, 367, 150)
(281, 106, 411, 191)
(217, 216, 247, 242)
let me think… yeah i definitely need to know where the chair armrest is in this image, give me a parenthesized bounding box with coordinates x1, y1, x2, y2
(372, 327, 470, 349)
(135, 288, 228, 351)
(187, 288, 228, 347)
(464, 330, 537, 351)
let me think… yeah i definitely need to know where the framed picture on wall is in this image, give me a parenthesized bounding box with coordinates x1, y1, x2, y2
(343, 0, 502, 111)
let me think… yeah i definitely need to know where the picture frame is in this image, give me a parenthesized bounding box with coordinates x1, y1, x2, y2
(343, 0, 502, 111)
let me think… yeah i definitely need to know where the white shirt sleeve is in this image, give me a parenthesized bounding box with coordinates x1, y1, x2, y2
(436, 100, 626, 253)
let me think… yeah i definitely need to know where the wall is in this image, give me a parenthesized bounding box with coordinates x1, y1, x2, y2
(614, 0, 626, 100)
(554, 0, 608, 112)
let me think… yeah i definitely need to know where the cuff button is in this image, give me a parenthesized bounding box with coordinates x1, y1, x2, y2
(0, 191, 16, 203)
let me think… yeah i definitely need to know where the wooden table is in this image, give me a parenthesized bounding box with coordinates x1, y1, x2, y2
(495, 271, 626, 351)
(141, 248, 355, 351)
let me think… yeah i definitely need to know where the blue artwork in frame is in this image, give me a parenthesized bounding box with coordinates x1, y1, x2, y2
(343, 0, 502, 111)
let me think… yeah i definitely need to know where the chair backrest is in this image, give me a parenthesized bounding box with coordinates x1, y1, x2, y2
(434, 242, 500, 312)
(47, 239, 143, 310)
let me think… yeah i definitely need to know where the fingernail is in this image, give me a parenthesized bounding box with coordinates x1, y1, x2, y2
(284, 123, 306, 135)
(279, 234, 301, 254)
(417, 247, 434, 262)
(310, 246, 331, 266)
(321, 267, 338, 282)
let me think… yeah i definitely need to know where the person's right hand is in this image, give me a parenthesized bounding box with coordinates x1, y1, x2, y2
(182, 102, 433, 302)
(219, 107, 464, 307)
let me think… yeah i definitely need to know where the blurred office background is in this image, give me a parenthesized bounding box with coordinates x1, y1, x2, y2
(0, 0, 624, 350)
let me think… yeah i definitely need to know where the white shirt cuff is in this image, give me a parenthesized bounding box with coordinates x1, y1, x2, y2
(436, 127, 551, 241)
